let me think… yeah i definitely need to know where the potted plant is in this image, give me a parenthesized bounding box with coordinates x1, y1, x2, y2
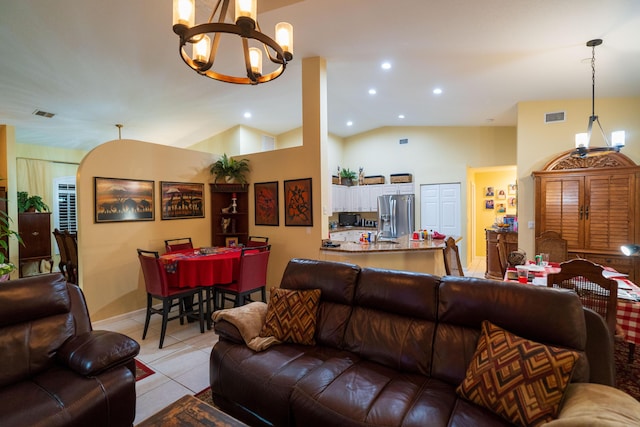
(0, 198, 23, 279)
(339, 168, 357, 186)
(209, 153, 251, 184)
(17, 191, 50, 213)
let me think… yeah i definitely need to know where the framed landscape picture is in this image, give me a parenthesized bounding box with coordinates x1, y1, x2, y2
(254, 181, 279, 226)
(94, 177, 154, 223)
(161, 181, 204, 220)
(284, 178, 313, 226)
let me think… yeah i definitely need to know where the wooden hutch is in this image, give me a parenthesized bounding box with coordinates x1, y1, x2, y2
(532, 150, 640, 282)
(210, 183, 249, 247)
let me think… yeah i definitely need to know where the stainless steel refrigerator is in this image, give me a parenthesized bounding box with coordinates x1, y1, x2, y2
(377, 194, 415, 240)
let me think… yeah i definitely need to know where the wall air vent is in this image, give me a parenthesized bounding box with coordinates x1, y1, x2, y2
(33, 109, 55, 118)
(544, 111, 565, 123)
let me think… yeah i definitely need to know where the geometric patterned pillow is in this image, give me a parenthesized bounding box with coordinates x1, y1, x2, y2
(259, 288, 321, 345)
(456, 320, 579, 427)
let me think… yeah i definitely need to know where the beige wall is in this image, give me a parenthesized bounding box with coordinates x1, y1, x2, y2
(517, 97, 640, 260)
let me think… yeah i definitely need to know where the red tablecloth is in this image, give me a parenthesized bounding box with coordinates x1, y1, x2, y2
(161, 248, 241, 288)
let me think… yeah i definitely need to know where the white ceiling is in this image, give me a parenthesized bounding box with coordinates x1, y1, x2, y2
(1, 0, 639, 151)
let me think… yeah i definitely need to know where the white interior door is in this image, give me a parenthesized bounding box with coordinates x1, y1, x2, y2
(420, 183, 461, 236)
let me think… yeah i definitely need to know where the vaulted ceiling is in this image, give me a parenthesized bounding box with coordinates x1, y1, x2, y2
(1, 0, 639, 151)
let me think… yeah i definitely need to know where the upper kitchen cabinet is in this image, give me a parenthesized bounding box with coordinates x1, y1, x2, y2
(533, 151, 639, 281)
(331, 184, 415, 213)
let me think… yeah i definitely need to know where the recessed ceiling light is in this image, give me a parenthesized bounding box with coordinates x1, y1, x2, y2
(398, 114, 405, 119)
(433, 88, 443, 95)
(381, 62, 391, 70)
(243, 112, 252, 118)
(347, 121, 353, 126)
(368, 88, 377, 95)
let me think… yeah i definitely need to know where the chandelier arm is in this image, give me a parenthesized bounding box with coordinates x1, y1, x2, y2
(209, 0, 225, 23)
(242, 37, 258, 84)
(594, 116, 611, 147)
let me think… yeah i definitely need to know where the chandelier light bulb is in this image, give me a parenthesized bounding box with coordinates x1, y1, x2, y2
(611, 130, 625, 147)
(235, 0, 257, 27)
(193, 35, 211, 65)
(249, 47, 263, 75)
(173, 0, 195, 28)
(275, 22, 293, 58)
(575, 133, 589, 148)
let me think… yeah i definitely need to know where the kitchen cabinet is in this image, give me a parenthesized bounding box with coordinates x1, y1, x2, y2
(331, 184, 414, 213)
(210, 184, 249, 247)
(485, 229, 518, 280)
(533, 151, 639, 282)
(18, 212, 53, 277)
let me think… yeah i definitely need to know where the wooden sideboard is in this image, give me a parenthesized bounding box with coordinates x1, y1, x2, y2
(532, 150, 639, 283)
(485, 229, 518, 280)
(18, 212, 53, 277)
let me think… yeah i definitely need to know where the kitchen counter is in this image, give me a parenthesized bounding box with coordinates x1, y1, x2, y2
(320, 235, 462, 276)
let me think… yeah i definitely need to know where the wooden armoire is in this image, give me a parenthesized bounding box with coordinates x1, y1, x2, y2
(532, 150, 640, 282)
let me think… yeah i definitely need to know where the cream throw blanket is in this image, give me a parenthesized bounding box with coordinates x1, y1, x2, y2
(212, 302, 280, 352)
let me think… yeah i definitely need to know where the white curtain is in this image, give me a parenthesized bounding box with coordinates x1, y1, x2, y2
(16, 158, 78, 209)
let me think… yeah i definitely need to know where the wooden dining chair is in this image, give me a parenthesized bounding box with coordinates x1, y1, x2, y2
(547, 259, 618, 338)
(164, 237, 193, 252)
(214, 245, 271, 312)
(442, 237, 464, 276)
(535, 231, 568, 263)
(496, 234, 509, 278)
(52, 229, 70, 281)
(137, 249, 204, 348)
(246, 236, 269, 247)
(63, 230, 78, 284)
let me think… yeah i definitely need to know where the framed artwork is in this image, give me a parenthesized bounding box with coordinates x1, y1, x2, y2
(508, 184, 517, 195)
(94, 177, 154, 223)
(484, 186, 494, 197)
(497, 189, 506, 199)
(497, 203, 506, 213)
(485, 199, 494, 210)
(284, 178, 313, 226)
(254, 181, 279, 226)
(161, 181, 204, 220)
(225, 237, 238, 247)
(508, 197, 517, 207)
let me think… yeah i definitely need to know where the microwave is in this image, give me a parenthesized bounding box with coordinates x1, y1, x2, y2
(339, 213, 360, 226)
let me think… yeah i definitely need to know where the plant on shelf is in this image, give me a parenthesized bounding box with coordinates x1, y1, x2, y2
(17, 191, 50, 213)
(209, 153, 251, 184)
(339, 168, 357, 186)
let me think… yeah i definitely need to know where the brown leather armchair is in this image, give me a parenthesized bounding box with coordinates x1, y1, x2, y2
(0, 273, 140, 427)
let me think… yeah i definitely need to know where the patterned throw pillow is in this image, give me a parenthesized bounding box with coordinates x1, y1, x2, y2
(456, 320, 579, 427)
(259, 288, 321, 345)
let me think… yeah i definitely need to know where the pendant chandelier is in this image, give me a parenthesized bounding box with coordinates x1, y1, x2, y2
(571, 39, 625, 158)
(172, 0, 293, 85)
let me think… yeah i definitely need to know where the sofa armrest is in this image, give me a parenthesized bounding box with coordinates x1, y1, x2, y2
(542, 383, 640, 426)
(57, 330, 140, 376)
(213, 319, 245, 344)
(582, 308, 615, 386)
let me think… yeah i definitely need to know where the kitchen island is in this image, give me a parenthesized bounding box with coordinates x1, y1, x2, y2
(319, 235, 461, 276)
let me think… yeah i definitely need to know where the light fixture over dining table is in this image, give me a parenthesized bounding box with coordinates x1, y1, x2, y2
(172, 0, 293, 85)
(572, 39, 625, 158)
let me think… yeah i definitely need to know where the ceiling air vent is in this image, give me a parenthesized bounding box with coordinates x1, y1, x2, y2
(544, 111, 565, 123)
(33, 109, 55, 118)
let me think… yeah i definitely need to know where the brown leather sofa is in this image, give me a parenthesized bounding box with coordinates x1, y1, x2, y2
(210, 258, 617, 427)
(0, 273, 140, 427)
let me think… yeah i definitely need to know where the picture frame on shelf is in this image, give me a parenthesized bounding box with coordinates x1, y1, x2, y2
(160, 181, 204, 220)
(94, 177, 154, 223)
(254, 181, 279, 226)
(225, 237, 238, 247)
(284, 178, 313, 226)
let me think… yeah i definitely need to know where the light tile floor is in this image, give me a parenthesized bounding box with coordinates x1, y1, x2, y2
(94, 256, 486, 425)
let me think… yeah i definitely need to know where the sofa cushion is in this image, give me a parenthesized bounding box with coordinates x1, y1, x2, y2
(260, 288, 321, 345)
(456, 321, 579, 427)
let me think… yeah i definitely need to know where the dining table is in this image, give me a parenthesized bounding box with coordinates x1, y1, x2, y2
(160, 247, 242, 288)
(503, 263, 640, 349)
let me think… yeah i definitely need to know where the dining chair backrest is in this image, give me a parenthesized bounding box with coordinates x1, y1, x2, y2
(535, 231, 568, 263)
(547, 258, 618, 336)
(442, 237, 464, 276)
(246, 236, 269, 247)
(52, 229, 70, 266)
(496, 234, 509, 277)
(137, 249, 171, 297)
(235, 245, 271, 293)
(165, 237, 193, 252)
